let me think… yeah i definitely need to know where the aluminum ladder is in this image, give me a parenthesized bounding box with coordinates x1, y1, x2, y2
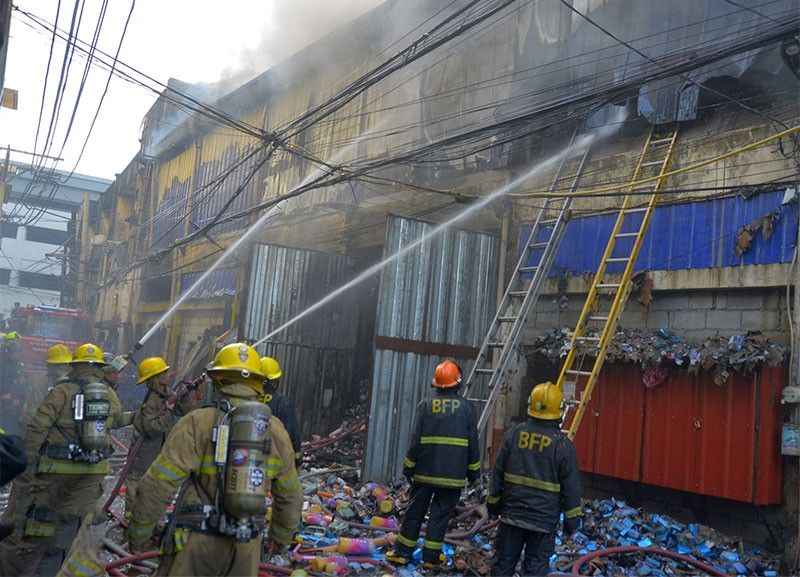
(556, 126, 680, 440)
(464, 132, 594, 435)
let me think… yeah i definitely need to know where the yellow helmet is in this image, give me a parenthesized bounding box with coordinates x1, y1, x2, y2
(137, 356, 170, 384)
(71, 343, 105, 364)
(260, 357, 282, 381)
(208, 343, 264, 392)
(528, 381, 563, 420)
(46, 344, 72, 364)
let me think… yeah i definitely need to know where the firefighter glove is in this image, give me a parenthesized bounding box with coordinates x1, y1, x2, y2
(402, 467, 413, 484)
(486, 501, 501, 518)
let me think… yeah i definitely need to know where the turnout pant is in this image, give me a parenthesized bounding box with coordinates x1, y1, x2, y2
(0, 473, 102, 577)
(492, 521, 555, 577)
(123, 469, 142, 519)
(161, 531, 261, 576)
(395, 483, 460, 563)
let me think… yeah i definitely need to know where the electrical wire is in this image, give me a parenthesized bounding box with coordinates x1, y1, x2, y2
(508, 123, 800, 198)
(557, 0, 790, 131)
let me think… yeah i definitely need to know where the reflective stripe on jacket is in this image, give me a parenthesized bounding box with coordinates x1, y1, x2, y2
(404, 390, 480, 488)
(128, 383, 303, 547)
(487, 417, 582, 533)
(25, 365, 123, 475)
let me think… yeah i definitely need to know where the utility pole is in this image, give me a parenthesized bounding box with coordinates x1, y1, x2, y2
(77, 191, 90, 309)
(0, 145, 9, 218)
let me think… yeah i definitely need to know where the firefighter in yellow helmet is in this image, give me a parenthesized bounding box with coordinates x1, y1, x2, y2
(487, 382, 582, 576)
(127, 343, 302, 576)
(2, 345, 72, 542)
(386, 360, 480, 569)
(123, 357, 195, 519)
(20, 344, 73, 430)
(0, 344, 126, 577)
(260, 356, 302, 466)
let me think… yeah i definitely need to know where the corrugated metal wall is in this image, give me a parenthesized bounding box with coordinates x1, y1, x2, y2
(522, 190, 798, 275)
(242, 243, 366, 437)
(570, 364, 785, 504)
(364, 216, 500, 482)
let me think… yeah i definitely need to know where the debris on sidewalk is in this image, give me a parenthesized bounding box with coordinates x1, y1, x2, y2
(526, 328, 786, 384)
(553, 498, 781, 576)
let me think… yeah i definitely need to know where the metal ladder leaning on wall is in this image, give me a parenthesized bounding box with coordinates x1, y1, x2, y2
(556, 126, 679, 440)
(464, 130, 594, 435)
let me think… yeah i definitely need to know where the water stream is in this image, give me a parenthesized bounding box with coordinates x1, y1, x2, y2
(254, 123, 618, 347)
(134, 118, 392, 350)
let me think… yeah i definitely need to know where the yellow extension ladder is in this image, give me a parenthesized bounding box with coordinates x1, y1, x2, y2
(556, 126, 680, 440)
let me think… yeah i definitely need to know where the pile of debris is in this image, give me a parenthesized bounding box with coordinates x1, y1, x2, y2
(91, 409, 783, 576)
(553, 498, 780, 576)
(301, 403, 368, 470)
(526, 328, 786, 384)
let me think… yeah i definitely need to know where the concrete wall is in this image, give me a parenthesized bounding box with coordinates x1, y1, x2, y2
(524, 287, 792, 344)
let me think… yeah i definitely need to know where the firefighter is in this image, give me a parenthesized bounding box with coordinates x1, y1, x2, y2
(0, 343, 126, 577)
(486, 381, 583, 577)
(0, 429, 26, 487)
(20, 345, 73, 430)
(127, 343, 302, 576)
(0, 331, 27, 435)
(3, 345, 73, 538)
(386, 360, 480, 569)
(0, 428, 26, 541)
(260, 356, 302, 466)
(124, 356, 194, 518)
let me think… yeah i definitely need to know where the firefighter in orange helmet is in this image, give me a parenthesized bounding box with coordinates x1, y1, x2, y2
(386, 360, 480, 569)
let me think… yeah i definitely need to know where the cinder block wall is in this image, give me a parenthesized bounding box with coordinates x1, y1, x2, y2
(524, 287, 790, 344)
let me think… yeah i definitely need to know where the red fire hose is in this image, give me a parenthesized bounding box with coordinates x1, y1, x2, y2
(570, 546, 726, 576)
(105, 550, 160, 569)
(102, 436, 144, 514)
(259, 564, 293, 575)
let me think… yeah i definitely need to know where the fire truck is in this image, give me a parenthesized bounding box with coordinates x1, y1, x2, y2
(7, 305, 92, 375)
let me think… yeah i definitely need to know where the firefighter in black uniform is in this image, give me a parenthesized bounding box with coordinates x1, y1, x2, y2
(260, 356, 302, 465)
(386, 360, 480, 569)
(487, 381, 583, 576)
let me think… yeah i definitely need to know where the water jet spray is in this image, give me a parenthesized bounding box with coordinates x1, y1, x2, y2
(254, 121, 622, 348)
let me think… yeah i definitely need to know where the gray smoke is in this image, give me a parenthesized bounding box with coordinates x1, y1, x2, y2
(220, 0, 387, 85)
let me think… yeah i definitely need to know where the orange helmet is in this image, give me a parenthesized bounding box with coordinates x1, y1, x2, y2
(431, 359, 462, 388)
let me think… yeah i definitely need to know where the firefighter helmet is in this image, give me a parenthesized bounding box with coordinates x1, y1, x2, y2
(71, 343, 106, 364)
(260, 357, 282, 381)
(431, 359, 462, 388)
(208, 343, 265, 392)
(137, 356, 170, 384)
(527, 381, 563, 420)
(46, 344, 72, 364)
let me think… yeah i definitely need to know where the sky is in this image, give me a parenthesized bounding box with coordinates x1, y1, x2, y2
(0, 0, 385, 180)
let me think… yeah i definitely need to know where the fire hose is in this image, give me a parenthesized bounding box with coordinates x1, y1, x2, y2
(570, 546, 727, 577)
(101, 378, 201, 515)
(101, 436, 143, 514)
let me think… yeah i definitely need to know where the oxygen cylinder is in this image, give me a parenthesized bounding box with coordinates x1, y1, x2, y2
(74, 381, 113, 462)
(223, 402, 271, 521)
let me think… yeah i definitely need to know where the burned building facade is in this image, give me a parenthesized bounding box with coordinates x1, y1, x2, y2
(87, 0, 799, 559)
